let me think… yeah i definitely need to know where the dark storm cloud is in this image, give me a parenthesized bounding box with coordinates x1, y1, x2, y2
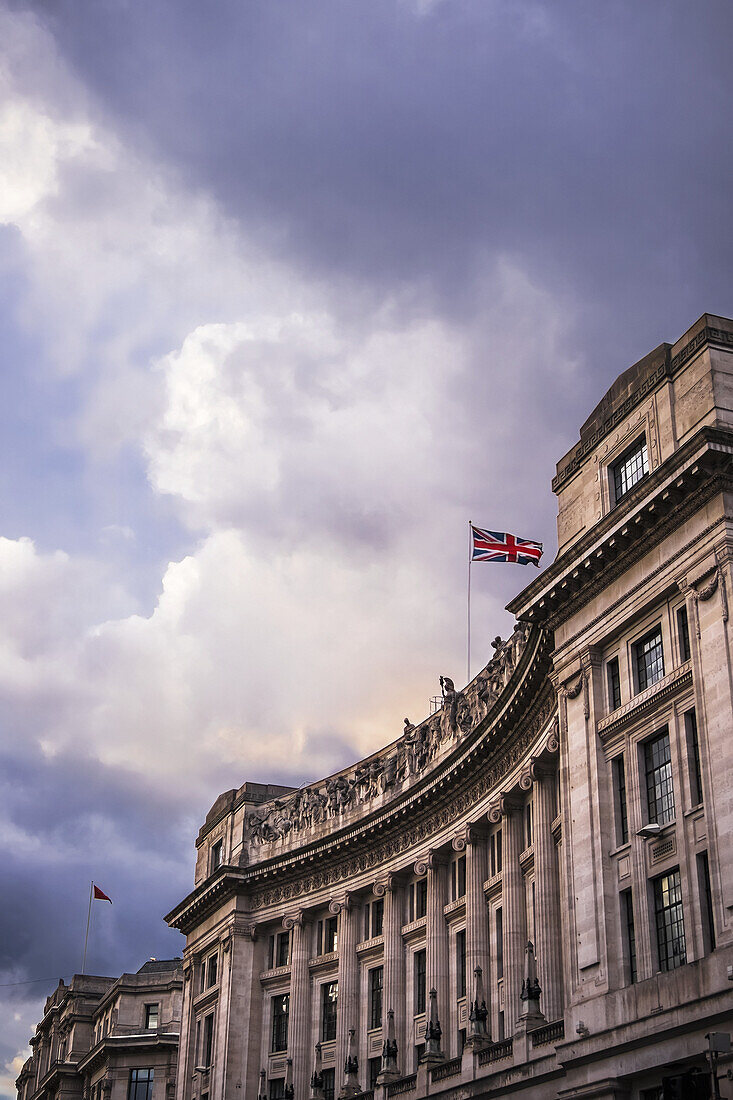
(0, 741, 191, 988)
(20, 0, 733, 380)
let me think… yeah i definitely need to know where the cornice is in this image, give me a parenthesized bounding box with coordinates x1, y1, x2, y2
(551, 324, 733, 493)
(168, 630, 557, 932)
(596, 663, 693, 740)
(509, 427, 733, 627)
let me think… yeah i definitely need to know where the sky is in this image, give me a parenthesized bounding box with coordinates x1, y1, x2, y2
(0, 0, 731, 1091)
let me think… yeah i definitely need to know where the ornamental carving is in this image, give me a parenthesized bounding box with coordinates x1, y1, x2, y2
(243, 623, 534, 851)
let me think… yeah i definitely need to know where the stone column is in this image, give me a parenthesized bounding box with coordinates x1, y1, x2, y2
(416, 852, 449, 1034)
(374, 875, 404, 1078)
(461, 829, 490, 990)
(499, 796, 526, 1032)
(531, 761, 564, 1023)
(333, 897, 360, 1091)
(283, 912, 311, 1100)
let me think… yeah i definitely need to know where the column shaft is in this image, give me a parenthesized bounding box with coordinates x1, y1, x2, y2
(288, 920, 311, 1100)
(533, 774, 564, 1023)
(382, 885, 405, 1068)
(426, 863, 448, 1034)
(465, 838, 490, 981)
(335, 905, 360, 1082)
(502, 807, 526, 1031)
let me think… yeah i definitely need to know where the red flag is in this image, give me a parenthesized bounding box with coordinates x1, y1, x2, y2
(93, 884, 112, 903)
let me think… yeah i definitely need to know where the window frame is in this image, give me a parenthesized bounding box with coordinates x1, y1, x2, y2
(643, 728, 675, 826)
(610, 434, 649, 505)
(414, 949, 426, 1015)
(369, 965, 383, 1030)
(606, 656, 621, 711)
(128, 1069, 154, 1100)
(144, 1003, 159, 1030)
(652, 868, 686, 972)
(321, 981, 338, 1042)
(633, 625, 665, 693)
(270, 993, 290, 1053)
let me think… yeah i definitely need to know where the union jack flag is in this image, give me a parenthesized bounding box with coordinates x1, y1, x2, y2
(471, 526, 543, 566)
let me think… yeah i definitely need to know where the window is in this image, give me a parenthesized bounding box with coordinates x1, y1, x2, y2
(269, 1080, 285, 1100)
(414, 949, 426, 1015)
(275, 932, 290, 968)
(611, 435, 648, 503)
(324, 916, 338, 954)
(645, 730, 675, 825)
(451, 856, 466, 901)
(653, 869, 686, 971)
(456, 929, 466, 998)
(321, 982, 338, 1041)
(415, 878, 427, 918)
(634, 626, 665, 691)
(677, 606, 691, 663)
(201, 1013, 214, 1067)
(697, 851, 716, 954)
(368, 1057, 381, 1089)
(523, 802, 533, 850)
(128, 1070, 154, 1100)
(621, 889, 636, 984)
(607, 657, 621, 710)
(458, 1029, 466, 1054)
(686, 709, 703, 806)
(613, 755, 629, 845)
(415, 1044, 425, 1069)
(369, 966, 383, 1029)
(490, 830, 502, 877)
(210, 840, 223, 872)
(144, 1003, 159, 1029)
(321, 1068, 335, 1100)
(271, 994, 289, 1052)
(497, 1012, 505, 1041)
(495, 908, 504, 980)
(205, 953, 218, 988)
(364, 899, 384, 940)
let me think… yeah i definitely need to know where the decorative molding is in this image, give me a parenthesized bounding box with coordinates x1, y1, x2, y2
(596, 662, 692, 738)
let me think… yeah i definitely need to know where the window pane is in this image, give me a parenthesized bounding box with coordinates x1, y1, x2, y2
(321, 982, 338, 1041)
(128, 1069, 154, 1100)
(645, 730, 675, 825)
(635, 628, 665, 691)
(622, 890, 636, 983)
(322, 1068, 335, 1100)
(686, 709, 703, 806)
(457, 929, 466, 998)
(414, 950, 426, 1014)
(612, 437, 648, 502)
(271, 994, 289, 1052)
(369, 966, 383, 1029)
(677, 606, 691, 662)
(372, 899, 384, 937)
(654, 869, 686, 971)
(416, 879, 427, 919)
(607, 657, 621, 710)
(613, 755, 628, 845)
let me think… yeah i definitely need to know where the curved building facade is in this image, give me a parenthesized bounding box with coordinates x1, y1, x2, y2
(166, 313, 733, 1100)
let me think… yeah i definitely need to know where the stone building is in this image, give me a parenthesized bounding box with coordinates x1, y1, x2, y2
(16, 960, 183, 1100)
(166, 313, 733, 1100)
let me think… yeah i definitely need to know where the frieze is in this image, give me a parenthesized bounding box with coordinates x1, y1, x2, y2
(243, 624, 532, 851)
(249, 685, 556, 910)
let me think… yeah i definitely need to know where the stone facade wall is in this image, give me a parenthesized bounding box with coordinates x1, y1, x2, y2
(168, 315, 733, 1100)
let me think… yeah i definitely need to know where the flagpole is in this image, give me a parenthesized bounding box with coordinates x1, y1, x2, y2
(82, 881, 93, 974)
(467, 521, 472, 685)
